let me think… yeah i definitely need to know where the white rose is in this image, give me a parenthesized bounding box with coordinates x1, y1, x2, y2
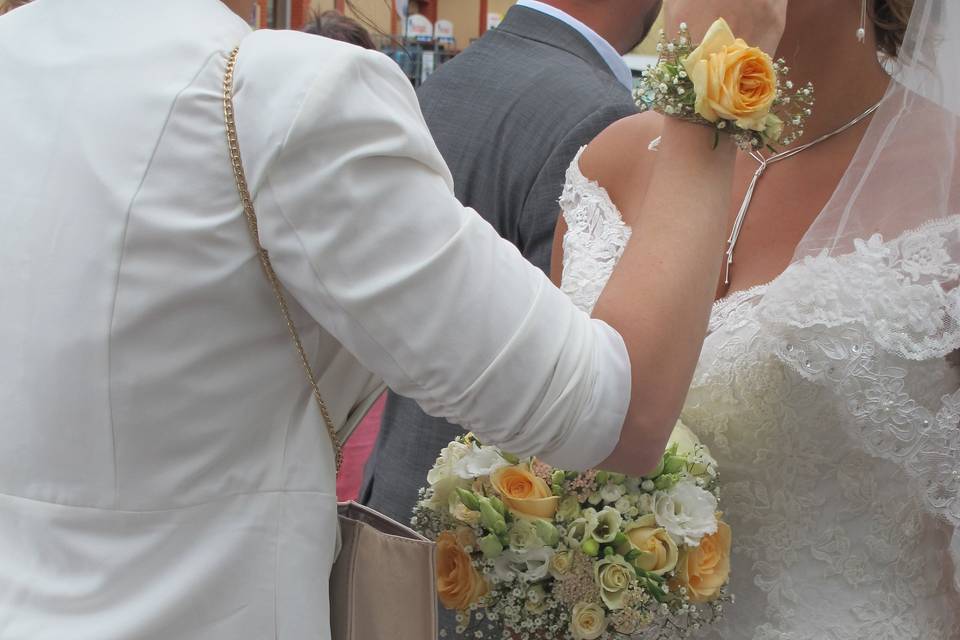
(423, 441, 471, 509)
(570, 601, 606, 640)
(653, 480, 718, 546)
(452, 443, 511, 479)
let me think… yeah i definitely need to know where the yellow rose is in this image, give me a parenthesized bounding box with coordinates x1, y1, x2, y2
(672, 520, 732, 603)
(595, 556, 637, 610)
(436, 531, 490, 610)
(622, 514, 679, 576)
(683, 18, 778, 131)
(549, 550, 574, 579)
(570, 601, 606, 640)
(490, 464, 559, 520)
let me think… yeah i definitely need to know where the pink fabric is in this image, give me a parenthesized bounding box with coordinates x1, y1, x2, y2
(336, 394, 385, 501)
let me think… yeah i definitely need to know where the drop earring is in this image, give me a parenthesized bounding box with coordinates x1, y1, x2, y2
(857, 0, 868, 42)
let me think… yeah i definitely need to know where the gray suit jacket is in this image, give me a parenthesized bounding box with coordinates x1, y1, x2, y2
(361, 5, 636, 526)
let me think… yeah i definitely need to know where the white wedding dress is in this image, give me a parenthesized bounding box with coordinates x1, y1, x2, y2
(559, 147, 960, 639)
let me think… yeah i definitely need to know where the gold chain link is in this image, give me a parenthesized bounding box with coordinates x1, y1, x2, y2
(222, 47, 344, 475)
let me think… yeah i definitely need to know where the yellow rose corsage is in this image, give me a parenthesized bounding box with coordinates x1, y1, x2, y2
(637, 18, 814, 150)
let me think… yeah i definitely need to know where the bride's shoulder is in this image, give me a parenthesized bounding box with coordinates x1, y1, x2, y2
(578, 112, 664, 214)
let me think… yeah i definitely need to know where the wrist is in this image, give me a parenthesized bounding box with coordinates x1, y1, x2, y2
(658, 118, 736, 160)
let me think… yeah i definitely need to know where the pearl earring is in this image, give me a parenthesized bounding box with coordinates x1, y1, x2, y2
(857, 0, 868, 42)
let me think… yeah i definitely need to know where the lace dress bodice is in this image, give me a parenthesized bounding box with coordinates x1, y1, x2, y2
(559, 148, 960, 639)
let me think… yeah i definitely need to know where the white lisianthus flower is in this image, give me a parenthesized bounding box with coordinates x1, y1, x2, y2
(451, 442, 511, 479)
(614, 497, 632, 514)
(592, 506, 623, 544)
(653, 479, 718, 546)
(600, 483, 626, 504)
(565, 515, 598, 549)
(493, 548, 554, 582)
(422, 441, 471, 509)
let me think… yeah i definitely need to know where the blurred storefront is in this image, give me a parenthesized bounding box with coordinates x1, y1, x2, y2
(258, 1, 661, 87)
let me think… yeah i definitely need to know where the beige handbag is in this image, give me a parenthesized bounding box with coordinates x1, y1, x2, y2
(222, 46, 438, 640)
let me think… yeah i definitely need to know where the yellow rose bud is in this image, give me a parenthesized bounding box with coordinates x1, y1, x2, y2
(622, 514, 679, 576)
(490, 464, 559, 520)
(671, 520, 732, 603)
(436, 531, 490, 610)
(683, 18, 778, 131)
(570, 601, 606, 640)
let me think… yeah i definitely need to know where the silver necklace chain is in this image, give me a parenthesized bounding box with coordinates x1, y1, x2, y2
(723, 100, 883, 286)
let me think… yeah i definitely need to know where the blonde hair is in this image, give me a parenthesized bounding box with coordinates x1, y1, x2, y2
(871, 0, 915, 58)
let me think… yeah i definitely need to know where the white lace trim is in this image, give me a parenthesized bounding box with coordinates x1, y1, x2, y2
(558, 156, 960, 635)
(559, 147, 632, 315)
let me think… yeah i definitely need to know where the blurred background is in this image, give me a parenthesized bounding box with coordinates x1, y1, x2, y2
(254, 0, 661, 87)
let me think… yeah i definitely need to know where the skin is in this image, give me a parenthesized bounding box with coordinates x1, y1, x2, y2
(541, 0, 663, 54)
(586, 0, 790, 475)
(555, 0, 892, 298)
(554, 0, 892, 472)
(224, 0, 255, 20)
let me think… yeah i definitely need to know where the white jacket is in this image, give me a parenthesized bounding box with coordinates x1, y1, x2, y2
(0, 1, 630, 637)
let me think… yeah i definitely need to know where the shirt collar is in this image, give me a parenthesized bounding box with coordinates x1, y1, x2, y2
(514, 0, 633, 90)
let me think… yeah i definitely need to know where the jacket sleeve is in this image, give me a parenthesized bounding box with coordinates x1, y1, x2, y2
(250, 46, 631, 470)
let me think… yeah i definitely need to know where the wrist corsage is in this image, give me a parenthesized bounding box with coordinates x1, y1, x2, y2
(637, 18, 814, 150)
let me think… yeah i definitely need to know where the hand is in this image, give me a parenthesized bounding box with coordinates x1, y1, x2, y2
(663, 0, 788, 54)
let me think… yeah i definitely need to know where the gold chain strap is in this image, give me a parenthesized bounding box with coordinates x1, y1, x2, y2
(222, 46, 344, 474)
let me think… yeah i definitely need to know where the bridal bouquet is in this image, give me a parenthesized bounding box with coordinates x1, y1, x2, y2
(412, 424, 731, 640)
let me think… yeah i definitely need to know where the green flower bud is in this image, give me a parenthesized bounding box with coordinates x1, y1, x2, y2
(552, 484, 564, 496)
(489, 496, 507, 518)
(654, 473, 678, 491)
(607, 472, 626, 485)
(603, 546, 615, 558)
(552, 470, 566, 487)
(455, 488, 480, 511)
(532, 519, 560, 547)
(478, 497, 507, 536)
(596, 471, 610, 485)
(478, 533, 503, 559)
(581, 538, 600, 557)
(663, 455, 686, 475)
